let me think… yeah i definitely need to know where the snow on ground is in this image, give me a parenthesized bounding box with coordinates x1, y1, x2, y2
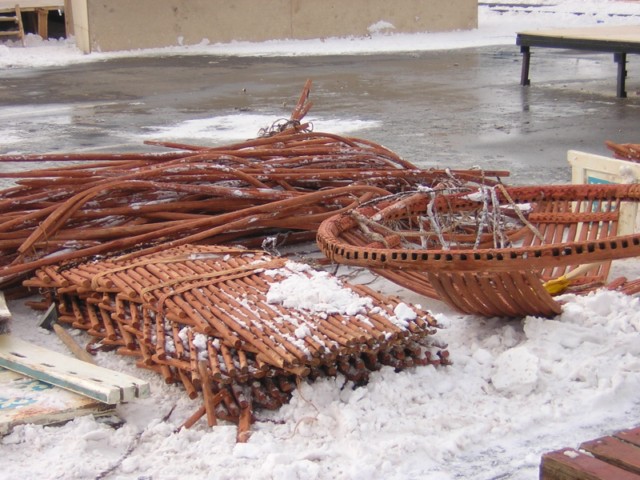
(0, 0, 639, 68)
(1, 1, 640, 479)
(140, 115, 382, 144)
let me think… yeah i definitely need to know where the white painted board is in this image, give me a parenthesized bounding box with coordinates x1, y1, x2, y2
(0, 335, 150, 404)
(568, 150, 640, 236)
(0, 367, 115, 435)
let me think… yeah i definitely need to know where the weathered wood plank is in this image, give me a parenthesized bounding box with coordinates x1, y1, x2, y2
(0, 334, 150, 404)
(0, 292, 10, 335)
(617, 428, 640, 449)
(0, 367, 115, 435)
(517, 26, 640, 44)
(0, 291, 10, 321)
(540, 448, 640, 480)
(581, 436, 640, 475)
(0, 1, 64, 11)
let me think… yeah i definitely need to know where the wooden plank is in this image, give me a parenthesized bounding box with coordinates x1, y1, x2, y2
(0, 292, 10, 335)
(0, 367, 114, 435)
(567, 150, 640, 236)
(517, 25, 640, 55)
(617, 428, 640, 448)
(0, 334, 150, 404)
(0, 291, 10, 322)
(52, 322, 97, 364)
(581, 436, 640, 474)
(36, 7, 47, 38)
(0, 1, 63, 11)
(541, 448, 640, 480)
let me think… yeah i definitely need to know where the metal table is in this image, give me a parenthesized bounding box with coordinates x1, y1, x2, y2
(516, 25, 640, 98)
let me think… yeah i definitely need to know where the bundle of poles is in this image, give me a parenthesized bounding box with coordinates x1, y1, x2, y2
(24, 244, 447, 441)
(606, 140, 640, 162)
(0, 80, 508, 296)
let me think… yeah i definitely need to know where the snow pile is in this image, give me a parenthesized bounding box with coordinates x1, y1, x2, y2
(265, 262, 373, 317)
(140, 115, 381, 142)
(3, 271, 639, 479)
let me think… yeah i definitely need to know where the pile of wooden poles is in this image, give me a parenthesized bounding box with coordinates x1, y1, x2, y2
(24, 244, 446, 441)
(0, 80, 508, 296)
(606, 140, 640, 162)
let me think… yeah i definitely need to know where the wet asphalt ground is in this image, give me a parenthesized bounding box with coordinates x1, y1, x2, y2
(0, 45, 639, 185)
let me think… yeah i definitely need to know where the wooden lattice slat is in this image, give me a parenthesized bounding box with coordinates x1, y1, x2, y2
(25, 244, 446, 439)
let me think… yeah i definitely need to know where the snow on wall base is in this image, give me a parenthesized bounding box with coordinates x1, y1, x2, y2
(68, 0, 478, 53)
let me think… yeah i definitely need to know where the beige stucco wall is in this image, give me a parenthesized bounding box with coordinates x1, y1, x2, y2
(69, 0, 477, 53)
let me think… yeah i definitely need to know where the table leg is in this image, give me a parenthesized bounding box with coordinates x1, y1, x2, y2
(520, 46, 531, 86)
(614, 52, 627, 99)
(36, 8, 48, 39)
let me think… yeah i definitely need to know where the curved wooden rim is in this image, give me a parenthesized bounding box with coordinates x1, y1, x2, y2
(317, 183, 640, 273)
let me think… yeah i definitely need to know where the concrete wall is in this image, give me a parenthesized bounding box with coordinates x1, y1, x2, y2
(69, 0, 477, 54)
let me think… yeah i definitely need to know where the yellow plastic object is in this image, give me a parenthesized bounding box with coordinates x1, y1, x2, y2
(542, 262, 604, 296)
(542, 275, 572, 295)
